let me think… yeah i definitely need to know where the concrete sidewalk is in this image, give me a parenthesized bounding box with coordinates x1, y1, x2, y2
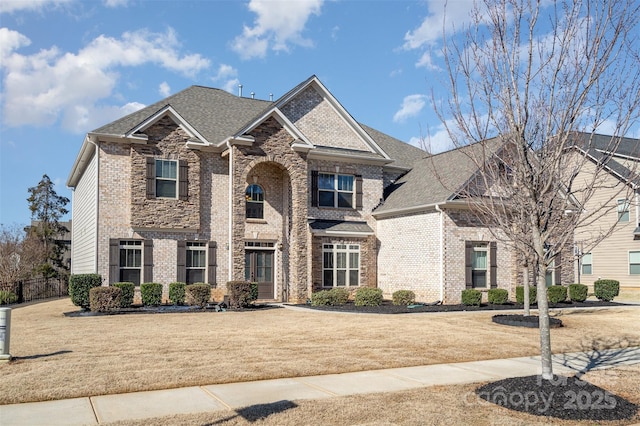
(2, 347, 639, 425)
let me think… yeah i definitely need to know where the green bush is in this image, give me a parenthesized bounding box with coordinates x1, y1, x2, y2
(354, 287, 383, 307)
(594, 279, 620, 302)
(392, 290, 416, 306)
(226, 281, 257, 309)
(568, 284, 588, 302)
(112, 282, 134, 308)
(140, 282, 163, 306)
(89, 286, 122, 312)
(487, 288, 509, 305)
(547, 286, 567, 303)
(515, 285, 537, 305)
(461, 289, 482, 306)
(310, 290, 333, 306)
(185, 283, 211, 308)
(0, 290, 18, 305)
(169, 282, 186, 305)
(311, 288, 350, 306)
(69, 274, 102, 309)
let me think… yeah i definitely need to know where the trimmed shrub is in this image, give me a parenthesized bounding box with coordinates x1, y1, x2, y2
(568, 284, 588, 302)
(69, 274, 102, 309)
(392, 290, 416, 306)
(461, 289, 482, 306)
(112, 282, 134, 308)
(515, 286, 537, 305)
(185, 283, 211, 308)
(169, 282, 186, 305)
(488, 288, 509, 305)
(354, 287, 383, 307)
(310, 290, 333, 306)
(226, 281, 258, 309)
(594, 279, 620, 302)
(89, 286, 122, 312)
(311, 288, 350, 306)
(547, 285, 567, 303)
(140, 282, 163, 306)
(0, 290, 18, 305)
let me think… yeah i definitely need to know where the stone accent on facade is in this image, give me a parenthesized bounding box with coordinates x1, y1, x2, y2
(130, 117, 200, 230)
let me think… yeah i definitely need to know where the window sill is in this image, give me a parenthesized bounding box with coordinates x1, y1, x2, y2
(246, 218, 267, 224)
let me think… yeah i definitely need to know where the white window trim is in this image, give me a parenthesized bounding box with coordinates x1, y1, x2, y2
(322, 243, 360, 287)
(471, 244, 489, 289)
(318, 173, 354, 209)
(630, 250, 640, 275)
(581, 253, 593, 275)
(617, 198, 630, 222)
(156, 159, 178, 199)
(186, 242, 207, 284)
(119, 240, 142, 284)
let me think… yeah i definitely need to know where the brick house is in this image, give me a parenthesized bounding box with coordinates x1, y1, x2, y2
(68, 75, 595, 304)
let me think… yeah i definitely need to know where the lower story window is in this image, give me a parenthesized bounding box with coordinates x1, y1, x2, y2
(471, 243, 488, 288)
(120, 240, 142, 285)
(323, 244, 360, 287)
(545, 260, 556, 286)
(186, 242, 207, 284)
(581, 253, 592, 275)
(630, 251, 640, 275)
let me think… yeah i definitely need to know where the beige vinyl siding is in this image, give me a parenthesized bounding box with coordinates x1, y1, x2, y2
(575, 161, 640, 288)
(70, 149, 98, 274)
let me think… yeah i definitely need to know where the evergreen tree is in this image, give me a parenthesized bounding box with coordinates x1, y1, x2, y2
(27, 174, 70, 277)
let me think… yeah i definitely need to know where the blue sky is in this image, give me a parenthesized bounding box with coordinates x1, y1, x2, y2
(1, 0, 635, 227)
(2, 0, 473, 227)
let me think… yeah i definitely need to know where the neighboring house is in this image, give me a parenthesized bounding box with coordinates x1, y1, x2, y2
(572, 133, 640, 288)
(67, 76, 428, 303)
(27, 220, 72, 271)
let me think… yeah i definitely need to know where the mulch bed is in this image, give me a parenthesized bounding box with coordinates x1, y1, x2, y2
(64, 303, 280, 317)
(492, 314, 563, 328)
(295, 300, 626, 315)
(475, 374, 638, 421)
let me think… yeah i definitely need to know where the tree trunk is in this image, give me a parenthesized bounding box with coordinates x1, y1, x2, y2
(537, 266, 553, 380)
(523, 265, 530, 316)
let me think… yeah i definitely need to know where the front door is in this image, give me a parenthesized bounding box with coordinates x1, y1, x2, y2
(245, 250, 275, 299)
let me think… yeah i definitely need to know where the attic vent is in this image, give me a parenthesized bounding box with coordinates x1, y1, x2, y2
(238, 84, 243, 97)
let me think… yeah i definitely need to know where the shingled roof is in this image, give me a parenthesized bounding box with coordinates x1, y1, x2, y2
(374, 137, 505, 216)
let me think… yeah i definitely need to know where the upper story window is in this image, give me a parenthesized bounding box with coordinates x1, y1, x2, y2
(319, 173, 354, 208)
(146, 157, 188, 200)
(246, 184, 264, 219)
(617, 199, 630, 222)
(156, 159, 177, 198)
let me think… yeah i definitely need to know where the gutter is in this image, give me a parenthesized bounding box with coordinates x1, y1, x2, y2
(372, 200, 471, 219)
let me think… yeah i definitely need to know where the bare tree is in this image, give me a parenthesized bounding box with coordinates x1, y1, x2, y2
(0, 224, 47, 284)
(434, 0, 640, 380)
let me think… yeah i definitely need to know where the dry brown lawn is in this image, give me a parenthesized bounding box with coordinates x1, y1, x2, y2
(1, 298, 639, 408)
(102, 365, 640, 426)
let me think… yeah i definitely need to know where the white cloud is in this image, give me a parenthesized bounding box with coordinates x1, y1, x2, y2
(231, 0, 323, 59)
(1, 28, 210, 133)
(64, 102, 145, 133)
(403, 0, 476, 69)
(0, 28, 30, 63)
(103, 0, 129, 7)
(423, 125, 455, 154)
(0, 0, 72, 14)
(212, 64, 240, 94)
(393, 94, 427, 123)
(159, 81, 171, 97)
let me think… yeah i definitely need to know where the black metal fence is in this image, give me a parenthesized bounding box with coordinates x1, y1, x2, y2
(0, 277, 69, 304)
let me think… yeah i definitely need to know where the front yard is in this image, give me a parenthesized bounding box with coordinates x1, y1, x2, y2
(1, 298, 639, 408)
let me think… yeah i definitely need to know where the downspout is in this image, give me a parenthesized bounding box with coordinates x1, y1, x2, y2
(435, 204, 444, 303)
(227, 140, 234, 282)
(86, 136, 100, 275)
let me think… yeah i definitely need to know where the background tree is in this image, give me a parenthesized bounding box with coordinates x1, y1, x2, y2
(27, 174, 70, 278)
(0, 224, 48, 284)
(434, 0, 640, 380)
